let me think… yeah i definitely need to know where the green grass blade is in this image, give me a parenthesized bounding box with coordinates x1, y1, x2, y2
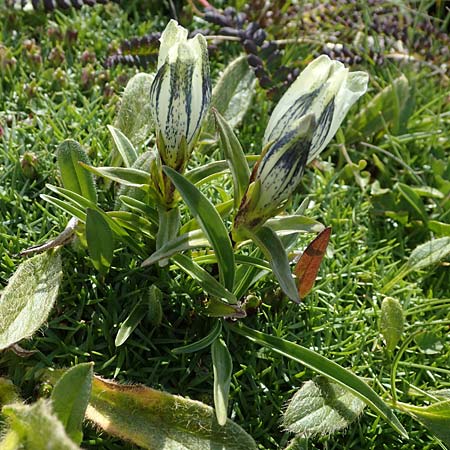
(230, 323, 408, 439)
(163, 166, 235, 291)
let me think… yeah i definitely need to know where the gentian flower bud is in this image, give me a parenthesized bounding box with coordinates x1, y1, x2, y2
(234, 55, 368, 235)
(150, 20, 211, 172)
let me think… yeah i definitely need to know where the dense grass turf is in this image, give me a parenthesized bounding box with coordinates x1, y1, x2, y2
(0, 1, 449, 448)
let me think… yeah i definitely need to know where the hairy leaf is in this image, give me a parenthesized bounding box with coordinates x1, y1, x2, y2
(283, 376, 366, 437)
(86, 377, 257, 450)
(0, 251, 62, 350)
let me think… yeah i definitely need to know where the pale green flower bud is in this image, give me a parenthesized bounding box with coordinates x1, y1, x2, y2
(264, 55, 369, 164)
(150, 20, 211, 171)
(234, 55, 368, 235)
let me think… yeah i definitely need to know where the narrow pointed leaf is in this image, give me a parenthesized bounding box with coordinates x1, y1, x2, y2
(80, 163, 151, 187)
(115, 300, 149, 347)
(56, 139, 97, 203)
(186, 160, 229, 185)
(214, 109, 250, 208)
(107, 125, 138, 168)
(212, 338, 233, 426)
(51, 363, 93, 445)
(172, 254, 237, 305)
(141, 229, 209, 267)
(283, 376, 366, 437)
(86, 208, 114, 274)
(163, 166, 235, 291)
(173, 320, 222, 354)
(86, 377, 257, 450)
(230, 323, 408, 438)
(294, 227, 331, 298)
(0, 251, 62, 350)
(250, 226, 300, 303)
(41, 194, 86, 222)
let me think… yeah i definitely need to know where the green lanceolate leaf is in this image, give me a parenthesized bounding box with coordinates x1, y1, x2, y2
(398, 400, 450, 446)
(213, 109, 250, 209)
(283, 376, 366, 437)
(113, 72, 155, 147)
(115, 299, 149, 347)
(57, 139, 97, 203)
(107, 125, 138, 168)
(186, 161, 229, 185)
(230, 323, 408, 438)
(115, 151, 157, 211)
(0, 251, 62, 350)
(50, 363, 94, 445)
(86, 377, 257, 450)
(249, 226, 300, 303)
(1, 400, 81, 450)
(141, 229, 209, 268)
(380, 297, 404, 352)
(173, 320, 222, 354)
(80, 163, 151, 187)
(163, 167, 235, 291)
(205, 55, 255, 133)
(172, 254, 237, 305)
(86, 208, 114, 274)
(212, 338, 233, 426)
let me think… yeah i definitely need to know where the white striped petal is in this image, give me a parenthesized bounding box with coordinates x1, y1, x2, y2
(263, 55, 368, 165)
(308, 70, 369, 163)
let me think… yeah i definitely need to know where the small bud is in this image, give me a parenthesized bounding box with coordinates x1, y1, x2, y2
(21, 152, 39, 180)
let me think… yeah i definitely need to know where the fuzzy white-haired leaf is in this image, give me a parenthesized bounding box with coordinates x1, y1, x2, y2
(283, 376, 366, 438)
(0, 251, 62, 350)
